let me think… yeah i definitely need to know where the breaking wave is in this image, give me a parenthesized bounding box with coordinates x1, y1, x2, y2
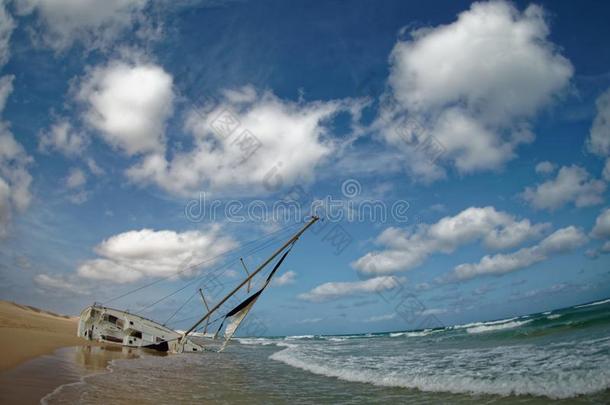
(466, 319, 532, 334)
(268, 336, 610, 399)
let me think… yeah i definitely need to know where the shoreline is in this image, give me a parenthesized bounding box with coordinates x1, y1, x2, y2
(0, 300, 93, 372)
(0, 300, 171, 403)
(0, 344, 146, 404)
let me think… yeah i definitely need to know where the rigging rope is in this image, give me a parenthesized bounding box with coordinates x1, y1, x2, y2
(131, 222, 302, 318)
(102, 222, 301, 305)
(163, 289, 198, 326)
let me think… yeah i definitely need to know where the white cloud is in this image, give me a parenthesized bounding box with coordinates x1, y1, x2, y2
(127, 86, 360, 195)
(603, 158, 610, 182)
(419, 308, 448, 316)
(77, 226, 237, 283)
(297, 317, 322, 324)
(587, 88, 610, 157)
(273, 270, 296, 286)
(352, 206, 548, 275)
(0, 1, 15, 68)
(65, 168, 86, 189)
(298, 276, 400, 303)
(364, 313, 396, 322)
(78, 59, 174, 156)
(379, 0, 572, 179)
(68, 190, 89, 205)
(0, 74, 13, 113)
(14, 0, 150, 51)
(34, 273, 89, 296)
(38, 120, 88, 156)
(86, 158, 104, 176)
(535, 161, 556, 175)
(521, 165, 606, 210)
(0, 75, 33, 238)
(591, 208, 610, 239)
(453, 226, 587, 280)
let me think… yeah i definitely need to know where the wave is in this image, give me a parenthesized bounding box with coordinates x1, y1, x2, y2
(575, 298, 610, 308)
(451, 316, 519, 330)
(269, 344, 610, 399)
(269, 330, 610, 399)
(547, 314, 562, 320)
(236, 338, 278, 346)
(466, 320, 532, 334)
(390, 329, 438, 338)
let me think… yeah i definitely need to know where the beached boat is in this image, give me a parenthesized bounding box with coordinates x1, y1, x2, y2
(77, 304, 204, 352)
(77, 216, 319, 353)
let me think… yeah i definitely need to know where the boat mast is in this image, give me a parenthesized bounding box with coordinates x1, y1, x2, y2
(181, 216, 319, 338)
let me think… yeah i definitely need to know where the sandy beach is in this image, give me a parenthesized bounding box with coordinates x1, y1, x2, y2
(0, 301, 87, 372)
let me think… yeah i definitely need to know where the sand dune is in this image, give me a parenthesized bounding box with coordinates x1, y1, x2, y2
(0, 301, 87, 372)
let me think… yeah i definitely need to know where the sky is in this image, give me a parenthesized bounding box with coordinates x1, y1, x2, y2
(1, 0, 610, 337)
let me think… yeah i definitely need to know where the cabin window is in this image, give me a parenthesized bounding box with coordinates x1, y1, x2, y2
(116, 319, 124, 329)
(155, 337, 163, 343)
(103, 314, 119, 324)
(129, 321, 134, 325)
(130, 331, 142, 339)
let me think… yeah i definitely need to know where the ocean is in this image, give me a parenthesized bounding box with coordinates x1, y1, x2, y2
(43, 299, 610, 404)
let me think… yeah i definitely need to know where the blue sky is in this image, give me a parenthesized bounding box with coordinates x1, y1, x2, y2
(1, 0, 610, 336)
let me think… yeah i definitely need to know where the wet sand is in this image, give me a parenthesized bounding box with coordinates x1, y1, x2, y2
(0, 301, 170, 403)
(0, 300, 88, 372)
(0, 345, 146, 404)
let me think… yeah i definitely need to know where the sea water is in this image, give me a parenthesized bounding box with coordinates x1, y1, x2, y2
(44, 299, 610, 404)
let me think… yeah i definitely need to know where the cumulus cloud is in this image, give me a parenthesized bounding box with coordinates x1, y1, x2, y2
(379, 0, 572, 180)
(0, 1, 15, 68)
(0, 75, 33, 238)
(535, 161, 557, 175)
(273, 270, 296, 286)
(127, 86, 361, 195)
(452, 226, 587, 280)
(298, 276, 400, 302)
(14, 0, 150, 51)
(77, 59, 174, 156)
(591, 208, 610, 239)
(77, 226, 237, 283)
(521, 165, 605, 210)
(38, 120, 88, 156)
(352, 206, 548, 275)
(587, 88, 610, 157)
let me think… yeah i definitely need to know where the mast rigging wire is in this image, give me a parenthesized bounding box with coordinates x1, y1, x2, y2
(102, 222, 301, 305)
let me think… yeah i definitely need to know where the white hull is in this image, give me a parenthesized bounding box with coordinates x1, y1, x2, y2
(77, 304, 203, 353)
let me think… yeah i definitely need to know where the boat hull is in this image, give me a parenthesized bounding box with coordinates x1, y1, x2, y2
(77, 305, 203, 353)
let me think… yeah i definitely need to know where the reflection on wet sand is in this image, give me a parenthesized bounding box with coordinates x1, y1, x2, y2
(0, 344, 161, 405)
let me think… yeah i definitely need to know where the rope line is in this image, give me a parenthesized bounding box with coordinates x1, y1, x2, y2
(102, 222, 301, 305)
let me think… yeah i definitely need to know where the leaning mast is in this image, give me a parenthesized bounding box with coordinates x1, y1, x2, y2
(180, 216, 319, 340)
